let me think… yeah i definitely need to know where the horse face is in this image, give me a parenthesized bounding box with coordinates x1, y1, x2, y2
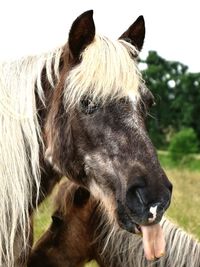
(28, 182, 94, 267)
(46, 11, 172, 231)
(72, 90, 172, 229)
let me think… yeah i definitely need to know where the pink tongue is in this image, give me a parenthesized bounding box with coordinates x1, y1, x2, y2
(141, 224, 165, 261)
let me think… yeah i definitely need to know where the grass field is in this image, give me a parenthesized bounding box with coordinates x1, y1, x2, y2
(159, 152, 200, 239)
(165, 169, 200, 239)
(33, 152, 200, 267)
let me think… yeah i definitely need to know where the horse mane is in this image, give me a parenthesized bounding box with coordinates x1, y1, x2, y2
(63, 35, 142, 110)
(96, 214, 200, 267)
(53, 179, 80, 215)
(159, 219, 200, 267)
(0, 47, 62, 266)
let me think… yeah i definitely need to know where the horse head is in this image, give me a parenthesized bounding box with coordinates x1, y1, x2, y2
(45, 10, 172, 236)
(28, 180, 96, 267)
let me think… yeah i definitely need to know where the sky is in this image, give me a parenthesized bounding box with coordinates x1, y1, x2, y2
(0, 0, 199, 72)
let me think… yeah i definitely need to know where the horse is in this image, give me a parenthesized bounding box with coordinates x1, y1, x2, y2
(28, 180, 200, 267)
(0, 10, 172, 266)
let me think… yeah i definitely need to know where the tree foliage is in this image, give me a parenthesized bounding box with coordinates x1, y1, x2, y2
(169, 128, 199, 161)
(141, 51, 200, 151)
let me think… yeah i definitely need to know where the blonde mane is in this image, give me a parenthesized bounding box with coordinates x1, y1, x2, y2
(64, 35, 142, 109)
(0, 47, 62, 266)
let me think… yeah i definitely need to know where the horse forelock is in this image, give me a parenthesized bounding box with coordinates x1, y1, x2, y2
(63, 35, 142, 110)
(0, 47, 62, 266)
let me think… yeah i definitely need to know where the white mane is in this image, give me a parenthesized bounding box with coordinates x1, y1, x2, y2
(64, 35, 142, 109)
(0, 47, 62, 266)
(98, 216, 200, 267)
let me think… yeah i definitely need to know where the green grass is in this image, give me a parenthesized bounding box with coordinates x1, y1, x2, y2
(165, 169, 200, 239)
(34, 196, 53, 242)
(158, 151, 200, 239)
(33, 152, 200, 266)
(85, 261, 99, 267)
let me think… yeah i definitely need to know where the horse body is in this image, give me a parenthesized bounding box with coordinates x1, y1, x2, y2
(0, 10, 172, 266)
(28, 180, 200, 267)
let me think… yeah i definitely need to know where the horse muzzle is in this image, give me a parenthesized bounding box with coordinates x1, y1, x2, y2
(116, 183, 172, 232)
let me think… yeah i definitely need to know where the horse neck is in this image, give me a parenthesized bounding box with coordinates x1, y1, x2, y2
(96, 229, 143, 267)
(89, 204, 143, 267)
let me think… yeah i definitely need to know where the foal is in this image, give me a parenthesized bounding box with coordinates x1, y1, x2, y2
(28, 180, 200, 267)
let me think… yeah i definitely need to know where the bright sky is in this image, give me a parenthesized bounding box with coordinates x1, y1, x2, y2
(0, 0, 199, 72)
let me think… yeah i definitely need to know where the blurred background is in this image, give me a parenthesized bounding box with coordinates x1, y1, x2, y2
(1, 0, 199, 266)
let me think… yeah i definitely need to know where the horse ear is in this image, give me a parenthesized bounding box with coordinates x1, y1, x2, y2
(119, 16, 145, 51)
(74, 187, 90, 207)
(68, 10, 95, 59)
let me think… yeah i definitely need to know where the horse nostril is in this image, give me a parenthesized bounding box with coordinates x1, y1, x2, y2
(126, 183, 171, 218)
(126, 177, 147, 203)
(135, 188, 148, 205)
(126, 185, 148, 213)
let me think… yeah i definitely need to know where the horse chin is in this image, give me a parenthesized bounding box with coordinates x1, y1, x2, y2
(116, 199, 164, 234)
(118, 218, 141, 234)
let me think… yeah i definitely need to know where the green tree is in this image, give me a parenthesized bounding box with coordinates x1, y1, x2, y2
(171, 73, 200, 140)
(169, 128, 199, 161)
(141, 51, 200, 150)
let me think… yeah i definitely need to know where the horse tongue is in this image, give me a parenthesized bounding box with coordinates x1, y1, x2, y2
(141, 223, 165, 261)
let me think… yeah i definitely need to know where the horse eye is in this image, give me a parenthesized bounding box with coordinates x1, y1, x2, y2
(80, 98, 99, 114)
(119, 97, 128, 105)
(51, 215, 63, 226)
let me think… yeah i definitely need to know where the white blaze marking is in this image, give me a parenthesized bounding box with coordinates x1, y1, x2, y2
(149, 205, 158, 223)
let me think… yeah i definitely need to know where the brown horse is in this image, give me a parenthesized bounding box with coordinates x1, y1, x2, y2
(28, 180, 200, 267)
(0, 10, 172, 266)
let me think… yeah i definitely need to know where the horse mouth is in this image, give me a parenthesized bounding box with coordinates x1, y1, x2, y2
(134, 224, 142, 234)
(120, 219, 165, 261)
(116, 203, 165, 261)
